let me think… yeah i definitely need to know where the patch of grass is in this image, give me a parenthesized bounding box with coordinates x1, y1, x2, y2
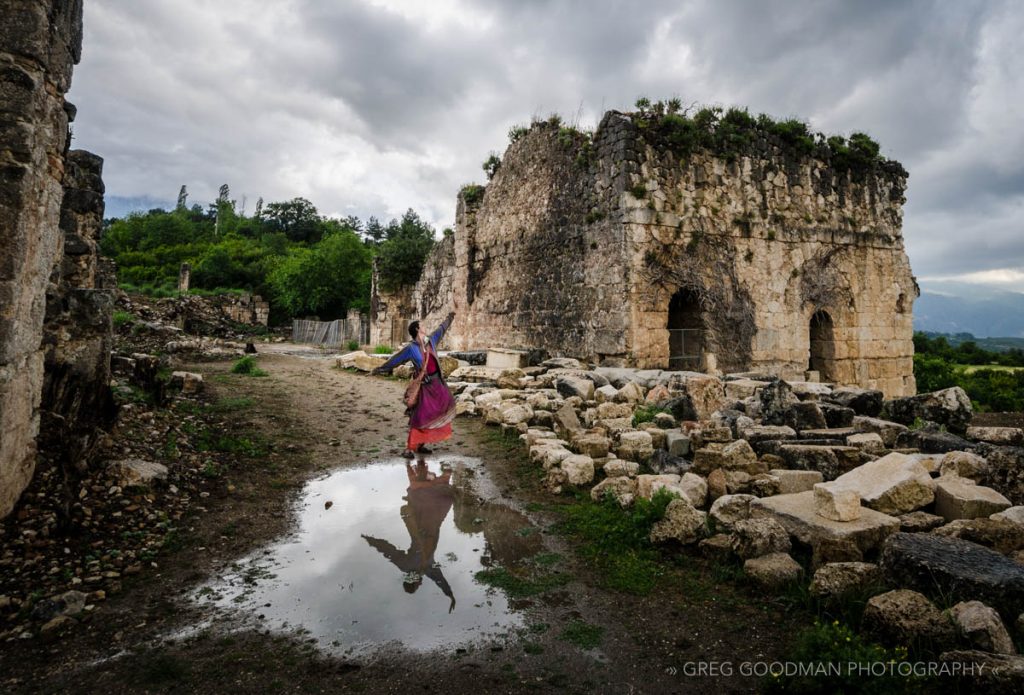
(230, 355, 268, 377)
(346, 339, 360, 351)
(474, 566, 570, 598)
(207, 396, 255, 413)
(113, 310, 135, 327)
(196, 430, 268, 458)
(629, 183, 648, 199)
(373, 344, 393, 354)
(559, 620, 603, 650)
(765, 620, 924, 694)
(631, 404, 667, 427)
(460, 183, 486, 206)
(555, 489, 676, 594)
(140, 652, 191, 684)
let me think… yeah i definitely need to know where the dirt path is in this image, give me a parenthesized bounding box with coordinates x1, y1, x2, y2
(1, 349, 800, 694)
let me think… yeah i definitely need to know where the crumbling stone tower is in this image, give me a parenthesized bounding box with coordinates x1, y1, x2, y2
(1, 1, 113, 518)
(373, 110, 917, 398)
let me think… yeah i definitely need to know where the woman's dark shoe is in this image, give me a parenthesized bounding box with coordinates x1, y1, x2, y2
(401, 449, 415, 459)
(416, 445, 433, 454)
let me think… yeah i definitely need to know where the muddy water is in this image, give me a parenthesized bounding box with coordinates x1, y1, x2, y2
(194, 456, 542, 655)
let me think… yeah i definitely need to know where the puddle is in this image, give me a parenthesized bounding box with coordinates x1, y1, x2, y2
(192, 456, 542, 655)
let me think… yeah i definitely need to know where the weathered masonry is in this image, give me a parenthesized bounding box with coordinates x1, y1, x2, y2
(370, 109, 918, 398)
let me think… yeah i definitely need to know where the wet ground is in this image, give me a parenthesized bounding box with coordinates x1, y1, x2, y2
(192, 457, 539, 656)
(0, 349, 802, 694)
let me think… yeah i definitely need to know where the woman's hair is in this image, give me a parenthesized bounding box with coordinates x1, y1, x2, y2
(408, 320, 420, 339)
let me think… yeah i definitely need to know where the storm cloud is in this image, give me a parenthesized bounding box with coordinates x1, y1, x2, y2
(67, 0, 1024, 294)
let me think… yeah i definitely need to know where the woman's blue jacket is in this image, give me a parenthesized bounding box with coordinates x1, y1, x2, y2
(376, 314, 454, 374)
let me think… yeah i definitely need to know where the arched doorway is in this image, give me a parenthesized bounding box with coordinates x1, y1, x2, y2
(809, 310, 836, 381)
(668, 289, 704, 370)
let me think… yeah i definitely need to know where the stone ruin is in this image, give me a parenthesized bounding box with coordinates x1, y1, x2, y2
(371, 110, 918, 398)
(0, 1, 114, 518)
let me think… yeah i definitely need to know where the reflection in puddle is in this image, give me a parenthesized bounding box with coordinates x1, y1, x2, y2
(194, 457, 541, 654)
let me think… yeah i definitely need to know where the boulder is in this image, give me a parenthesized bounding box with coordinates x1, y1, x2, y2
(706, 468, 727, 501)
(664, 431, 691, 458)
(594, 384, 618, 403)
(968, 427, 1024, 446)
(826, 387, 884, 417)
(561, 455, 595, 486)
(949, 601, 1016, 654)
(784, 402, 827, 431)
(898, 511, 946, 532)
(862, 589, 956, 648)
(694, 440, 758, 475)
(169, 370, 203, 394)
(743, 553, 804, 589)
(698, 533, 735, 561)
(616, 430, 654, 463)
(809, 562, 882, 599)
(613, 381, 645, 404)
(759, 379, 798, 426)
(500, 403, 534, 426)
(827, 452, 935, 515)
(896, 427, 975, 454)
(813, 483, 862, 522)
(769, 469, 823, 494)
(664, 373, 726, 420)
(852, 416, 909, 448)
(845, 432, 885, 453)
(940, 451, 990, 481)
(880, 532, 1024, 618)
(811, 538, 864, 569)
(820, 402, 856, 428)
(884, 386, 973, 434)
(572, 432, 611, 459)
(646, 449, 688, 475)
(496, 368, 526, 389)
(602, 460, 639, 478)
(645, 384, 671, 404)
(590, 476, 637, 507)
(552, 403, 583, 436)
(555, 376, 595, 401)
(740, 424, 797, 447)
(932, 518, 1024, 554)
(596, 402, 633, 420)
(938, 651, 1024, 694)
(709, 494, 757, 532)
(649, 498, 707, 544)
(778, 445, 843, 480)
(660, 395, 698, 423)
(729, 517, 791, 559)
(353, 354, 389, 372)
(108, 459, 168, 487)
(652, 411, 677, 429)
(677, 472, 708, 508)
(637, 474, 681, 501)
(992, 506, 1024, 526)
(751, 491, 900, 554)
(935, 479, 1011, 521)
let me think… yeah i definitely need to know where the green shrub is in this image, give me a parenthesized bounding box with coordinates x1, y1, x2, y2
(508, 124, 529, 143)
(373, 345, 393, 354)
(460, 184, 486, 206)
(346, 339, 360, 351)
(631, 404, 667, 426)
(230, 355, 268, 377)
(482, 153, 501, 180)
(629, 183, 648, 199)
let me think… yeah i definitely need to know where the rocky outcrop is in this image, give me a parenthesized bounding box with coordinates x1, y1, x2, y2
(0, 0, 90, 518)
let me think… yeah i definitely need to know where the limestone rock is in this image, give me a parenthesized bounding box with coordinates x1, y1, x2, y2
(826, 387, 883, 417)
(108, 459, 168, 487)
(828, 452, 935, 515)
(898, 510, 946, 532)
(698, 533, 734, 561)
(813, 483, 861, 521)
(353, 354, 388, 372)
(862, 589, 956, 648)
(615, 430, 654, 463)
(170, 371, 203, 394)
(949, 601, 1016, 655)
(561, 455, 595, 486)
(664, 431, 691, 457)
(939, 451, 990, 481)
(602, 460, 639, 478)
(555, 375, 595, 401)
(932, 518, 1024, 555)
(967, 427, 1024, 446)
(769, 469, 823, 494)
(759, 379, 798, 426)
(709, 493, 756, 532)
(572, 432, 611, 459)
(845, 432, 885, 453)
(729, 517, 791, 559)
(935, 479, 1011, 521)
(885, 386, 973, 434)
(591, 476, 637, 506)
(880, 532, 1024, 618)
(778, 445, 843, 480)
(809, 562, 882, 599)
(992, 506, 1024, 526)
(751, 491, 900, 554)
(743, 552, 803, 589)
(852, 416, 909, 448)
(784, 401, 827, 431)
(613, 381, 644, 404)
(650, 498, 707, 544)
(637, 474, 681, 501)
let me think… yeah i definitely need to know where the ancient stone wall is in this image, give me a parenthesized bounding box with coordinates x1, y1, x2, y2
(0, 0, 86, 517)
(373, 109, 917, 397)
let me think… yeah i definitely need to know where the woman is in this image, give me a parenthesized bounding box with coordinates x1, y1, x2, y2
(372, 312, 456, 458)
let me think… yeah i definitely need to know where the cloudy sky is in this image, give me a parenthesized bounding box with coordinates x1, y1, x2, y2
(67, 0, 1023, 298)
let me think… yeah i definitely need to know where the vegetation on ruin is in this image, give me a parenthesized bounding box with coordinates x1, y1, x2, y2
(459, 183, 486, 206)
(629, 98, 898, 177)
(913, 331, 1024, 411)
(102, 200, 438, 321)
(481, 153, 501, 180)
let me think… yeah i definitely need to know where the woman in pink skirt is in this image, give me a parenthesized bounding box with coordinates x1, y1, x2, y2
(372, 312, 457, 458)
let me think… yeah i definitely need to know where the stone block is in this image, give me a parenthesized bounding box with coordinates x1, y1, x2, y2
(934, 479, 1011, 521)
(769, 469, 823, 494)
(829, 452, 935, 515)
(751, 491, 899, 554)
(813, 483, 862, 521)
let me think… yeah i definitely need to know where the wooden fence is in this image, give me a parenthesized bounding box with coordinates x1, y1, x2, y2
(292, 314, 369, 348)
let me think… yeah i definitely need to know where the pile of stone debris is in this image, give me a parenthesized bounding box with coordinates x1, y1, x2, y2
(357, 353, 1024, 676)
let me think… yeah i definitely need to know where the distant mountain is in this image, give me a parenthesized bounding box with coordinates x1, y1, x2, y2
(104, 195, 173, 220)
(914, 290, 1024, 338)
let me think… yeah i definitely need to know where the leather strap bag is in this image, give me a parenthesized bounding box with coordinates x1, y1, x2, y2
(403, 340, 433, 409)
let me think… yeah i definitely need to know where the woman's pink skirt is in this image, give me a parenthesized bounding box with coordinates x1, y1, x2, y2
(407, 377, 456, 450)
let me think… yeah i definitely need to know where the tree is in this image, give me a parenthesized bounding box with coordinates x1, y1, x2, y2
(375, 209, 436, 292)
(267, 227, 372, 317)
(263, 197, 323, 243)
